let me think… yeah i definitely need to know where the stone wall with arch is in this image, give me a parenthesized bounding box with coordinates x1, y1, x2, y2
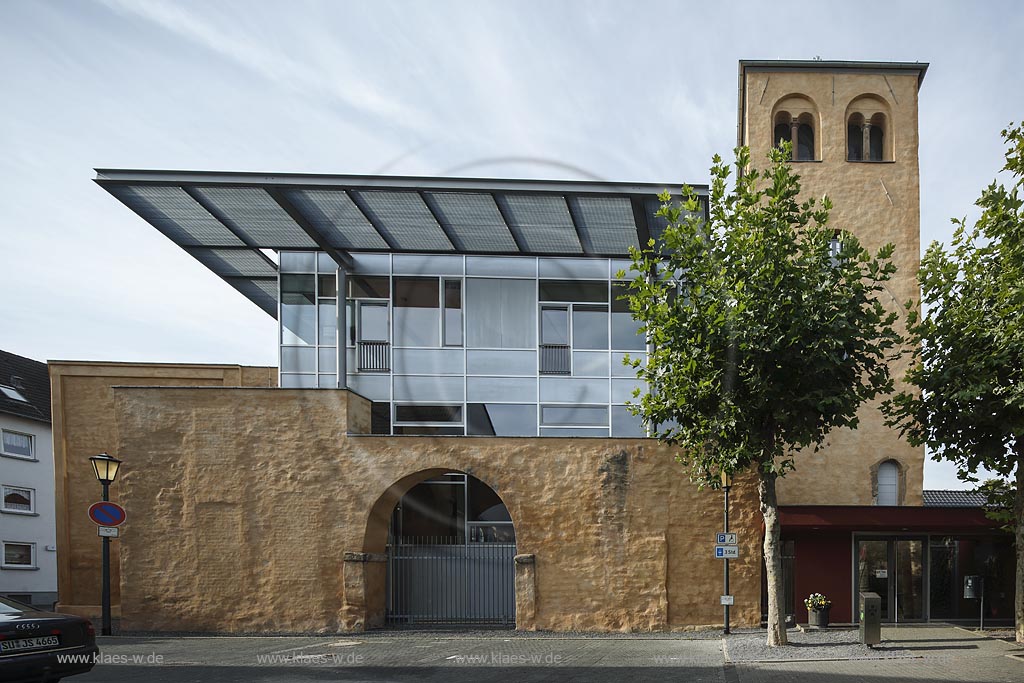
(106, 383, 764, 634)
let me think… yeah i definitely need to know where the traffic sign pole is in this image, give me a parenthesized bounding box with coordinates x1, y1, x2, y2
(101, 482, 111, 636)
(723, 484, 730, 635)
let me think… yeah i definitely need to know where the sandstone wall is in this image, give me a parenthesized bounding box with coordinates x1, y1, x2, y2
(111, 386, 762, 634)
(48, 361, 276, 619)
(741, 66, 926, 506)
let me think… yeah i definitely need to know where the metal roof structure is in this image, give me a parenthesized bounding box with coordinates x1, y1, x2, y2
(96, 170, 703, 318)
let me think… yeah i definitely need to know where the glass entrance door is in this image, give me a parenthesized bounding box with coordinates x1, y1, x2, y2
(855, 537, 926, 622)
(857, 540, 890, 621)
(894, 539, 925, 621)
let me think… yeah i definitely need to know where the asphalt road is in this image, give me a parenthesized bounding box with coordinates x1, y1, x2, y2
(67, 625, 1023, 683)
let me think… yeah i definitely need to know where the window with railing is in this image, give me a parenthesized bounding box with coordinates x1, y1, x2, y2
(538, 280, 609, 374)
(347, 276, 391, 373)
(358, 339, 391, 372)
(539, 342, 571, 374)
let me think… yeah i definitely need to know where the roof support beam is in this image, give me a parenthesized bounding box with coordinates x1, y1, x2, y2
(630, 197, 653, 248)
(181, 186, 279, 271)
(346, 190, 398, 251)
(266, 188, 354, 270)
(489, 192, 527, 253)
(417, 192, 459, 251)
(563, 196, 588, 254)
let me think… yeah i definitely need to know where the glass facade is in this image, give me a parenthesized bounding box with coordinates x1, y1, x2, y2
(279, 256, 339, 388)
(279, 252, 649, 436)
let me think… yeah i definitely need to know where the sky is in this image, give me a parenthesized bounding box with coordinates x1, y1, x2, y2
(2, 0, 1021, 489)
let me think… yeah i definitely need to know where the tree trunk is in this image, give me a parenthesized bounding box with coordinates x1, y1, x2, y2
(1015, 446, 1024, 644)
(759, 468, 788, 646)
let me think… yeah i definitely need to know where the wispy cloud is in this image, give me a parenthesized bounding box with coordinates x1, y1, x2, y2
(98, 0, 431, 135)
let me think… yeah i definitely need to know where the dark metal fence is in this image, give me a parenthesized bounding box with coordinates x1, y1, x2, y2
(358, 341, 390, 372)
(386, 536, 516, 625)
(539, 344, 571, 374)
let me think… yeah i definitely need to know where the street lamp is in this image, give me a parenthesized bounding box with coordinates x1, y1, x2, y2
(89, 452, 122, 636)
(721, 469, 733, 636)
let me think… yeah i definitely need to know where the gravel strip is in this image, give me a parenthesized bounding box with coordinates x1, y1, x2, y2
(968, 627, 1018, 642)
(724, 628, 914, 662)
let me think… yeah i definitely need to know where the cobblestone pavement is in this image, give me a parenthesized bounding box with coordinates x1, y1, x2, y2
(69, 625, 1023, 682)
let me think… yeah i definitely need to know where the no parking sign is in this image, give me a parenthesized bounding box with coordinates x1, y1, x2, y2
(88, 501, 126, 527)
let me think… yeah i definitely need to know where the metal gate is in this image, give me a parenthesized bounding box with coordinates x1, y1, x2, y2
(386, 536, 516, 624)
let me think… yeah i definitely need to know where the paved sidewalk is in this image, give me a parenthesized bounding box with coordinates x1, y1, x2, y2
(71, 624, 1023, 683)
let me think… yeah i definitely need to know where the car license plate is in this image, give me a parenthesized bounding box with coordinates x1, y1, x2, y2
(1, 635, 61, 653)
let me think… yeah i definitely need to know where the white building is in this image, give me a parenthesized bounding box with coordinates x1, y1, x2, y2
(0, 350, 57, 609)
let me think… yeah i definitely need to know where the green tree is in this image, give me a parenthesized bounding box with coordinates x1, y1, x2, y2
(884, 124, 1024, 643)
(622, 144, 901, 646)
(977, 479, 1016, 532)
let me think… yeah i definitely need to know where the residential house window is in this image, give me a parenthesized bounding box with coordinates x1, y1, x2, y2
(2, 486, 34, 513)
(2, 542, 35, 568)
(0, 385, 28, 402)
(1, 430, 33, 459)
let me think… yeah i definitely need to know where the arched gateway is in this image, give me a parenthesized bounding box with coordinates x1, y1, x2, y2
(366, 470, 517, 626)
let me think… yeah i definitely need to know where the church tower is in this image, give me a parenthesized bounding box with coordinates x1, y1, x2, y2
(737, 60, 928, 506)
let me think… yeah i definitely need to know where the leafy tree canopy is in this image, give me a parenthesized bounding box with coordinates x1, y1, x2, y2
(884, 124, 1024, 477)
(622, 142, 903, 646)
(623, 144, 902, 482)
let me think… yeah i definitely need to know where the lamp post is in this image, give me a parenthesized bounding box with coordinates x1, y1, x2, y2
(89, 452, 122, 636)
(721, 469, 733, 636)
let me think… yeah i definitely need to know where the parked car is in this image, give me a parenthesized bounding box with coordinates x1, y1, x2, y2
(0, 596, 97, 682)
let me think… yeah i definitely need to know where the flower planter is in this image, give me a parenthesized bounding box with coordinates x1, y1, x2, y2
(808, 607, 830, 628)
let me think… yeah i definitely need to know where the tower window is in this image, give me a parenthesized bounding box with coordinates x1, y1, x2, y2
(847, 113, 865, 161)
(845, 96, 892, 162)
(868, 114, 886, 161)
(771, 103, 818, 161)
(797, 122, 814, 161)
(774, 122, 791, 150)
(875, 460, 900, 505)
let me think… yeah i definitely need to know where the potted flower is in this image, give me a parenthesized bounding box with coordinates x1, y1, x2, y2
(804, 592, 832, 628)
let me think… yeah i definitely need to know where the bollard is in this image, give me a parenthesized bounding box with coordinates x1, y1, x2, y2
(859, 591, 881, 646)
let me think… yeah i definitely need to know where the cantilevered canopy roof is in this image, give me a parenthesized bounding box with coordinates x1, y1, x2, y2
(96, 170, 703, 318)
